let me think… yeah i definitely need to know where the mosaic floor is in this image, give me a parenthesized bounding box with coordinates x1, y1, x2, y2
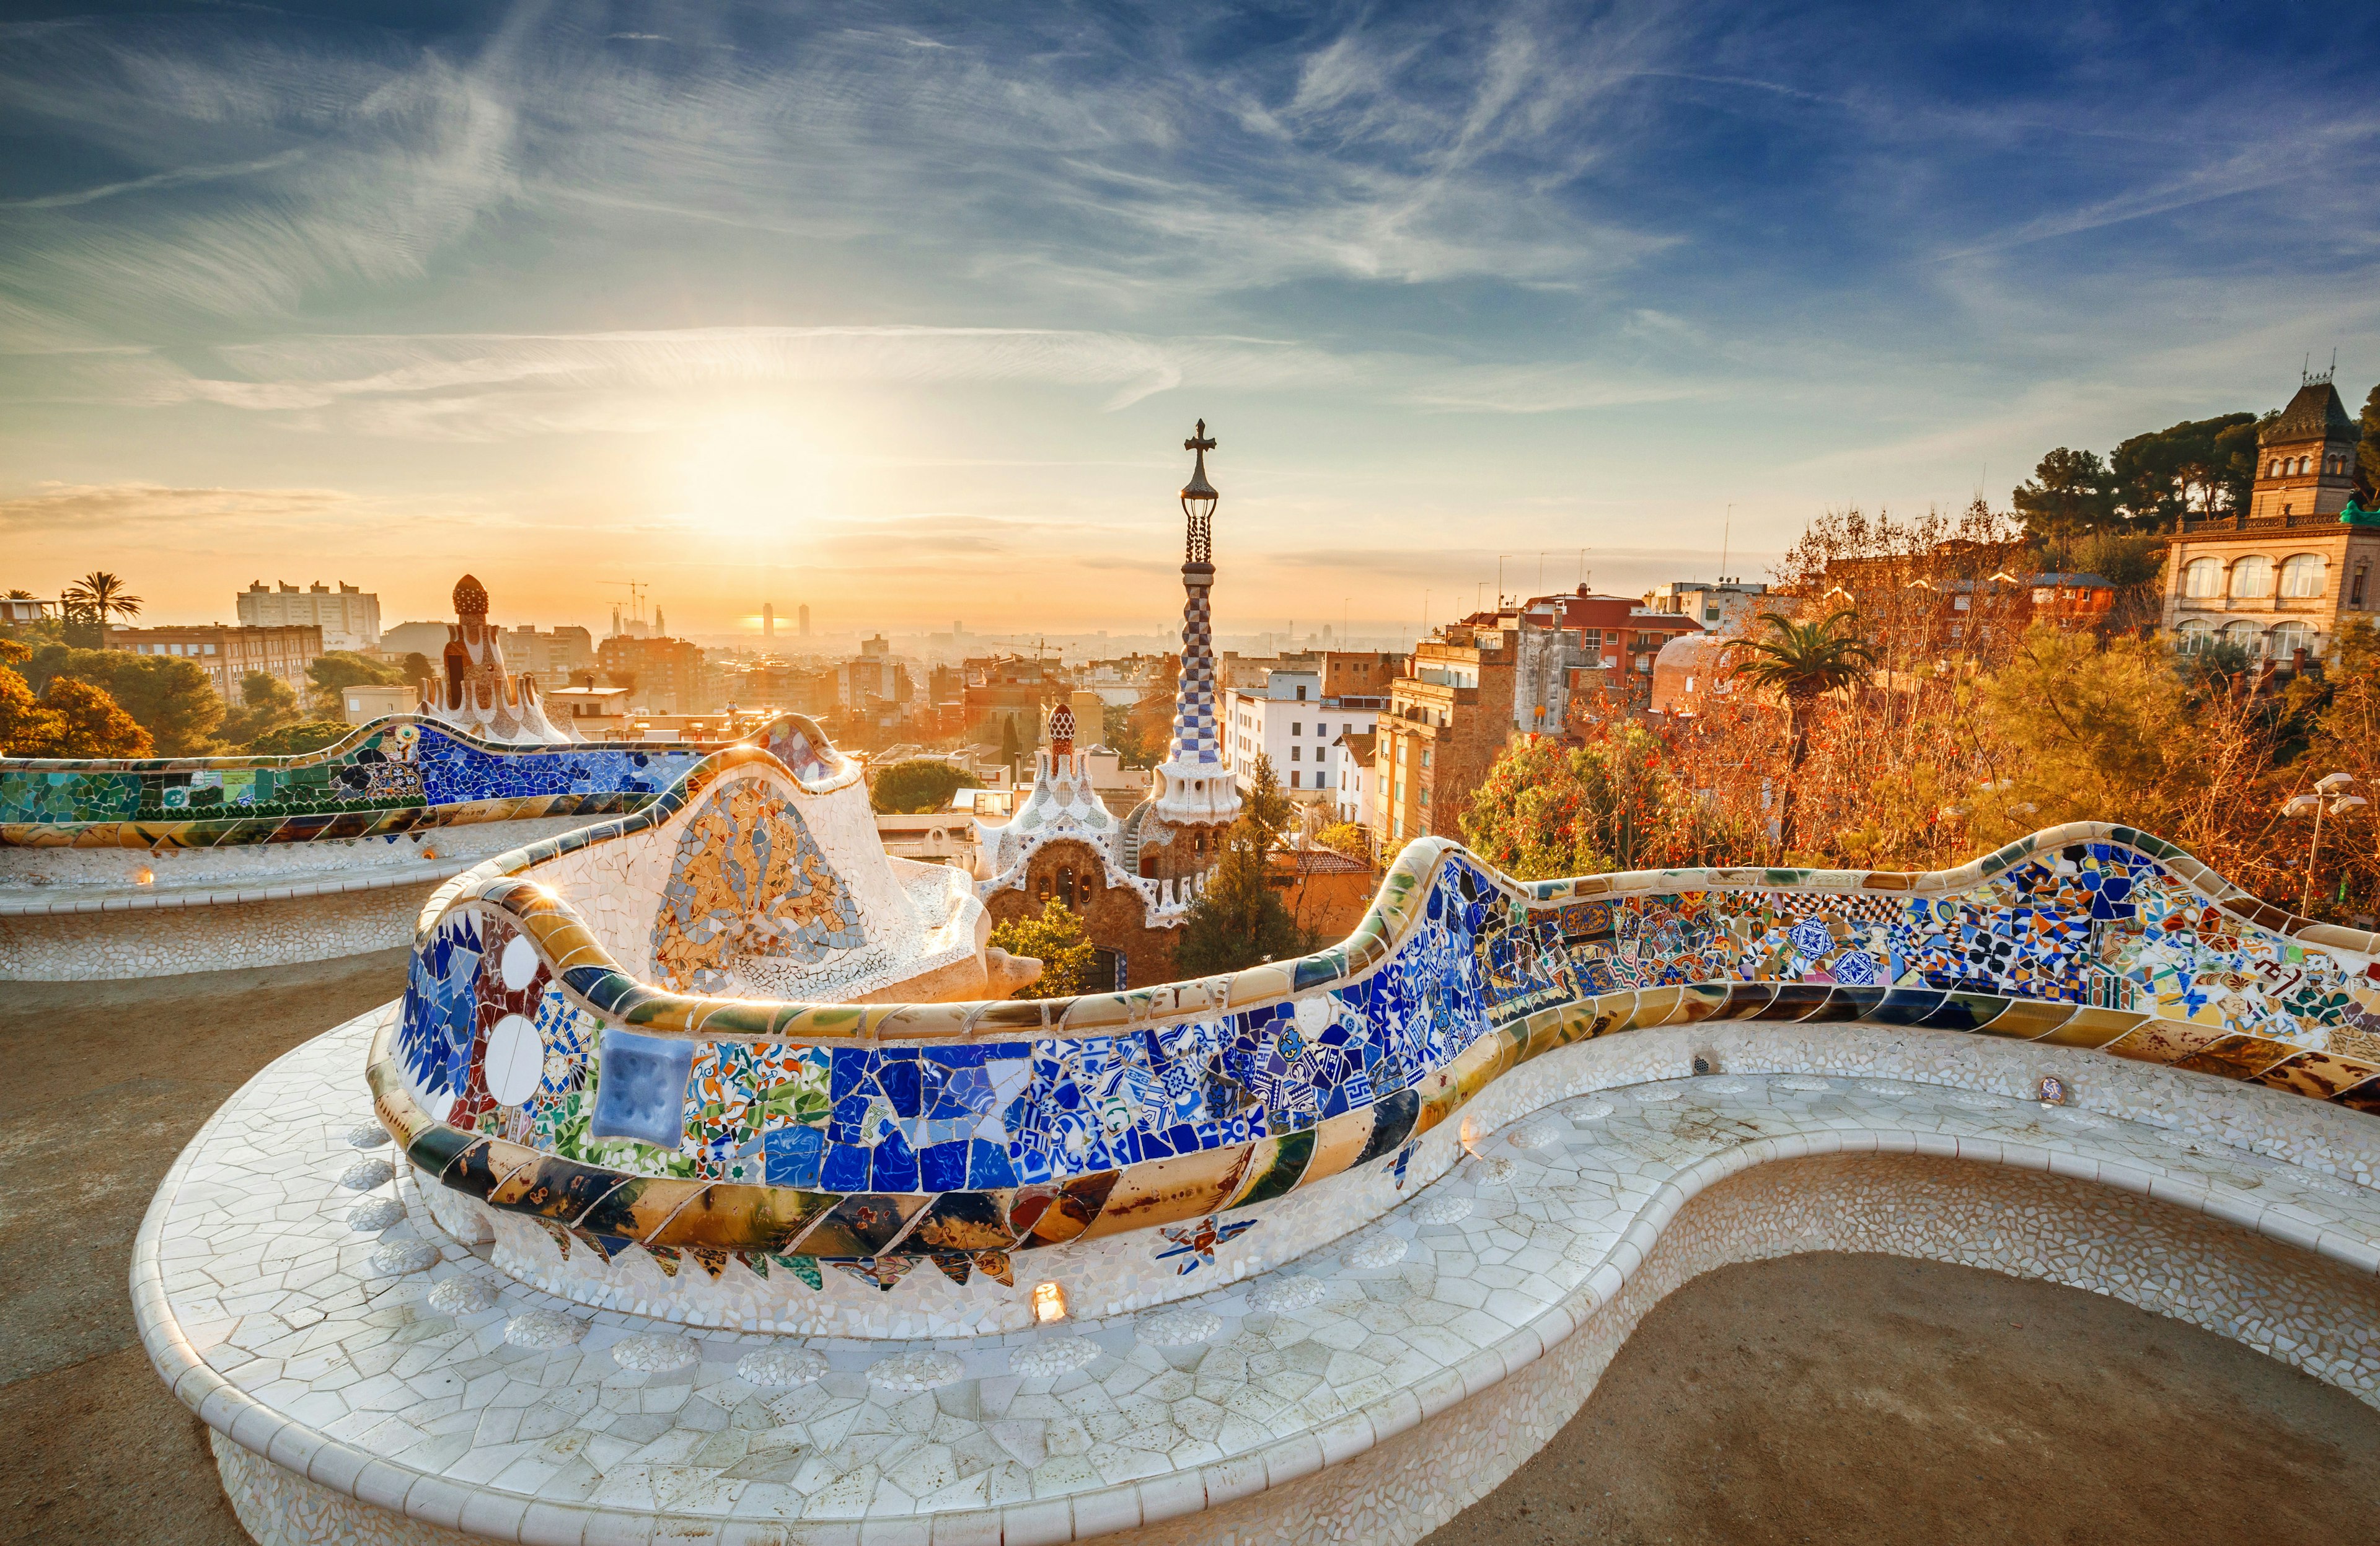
(139, 1007, 2380, 1546)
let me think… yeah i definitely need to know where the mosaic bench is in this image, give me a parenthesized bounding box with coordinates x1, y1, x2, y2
(0, 714, 840, 978)
(136, 728, 2380, 1543)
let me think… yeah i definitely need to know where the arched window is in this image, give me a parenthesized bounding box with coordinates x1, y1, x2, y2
(2294, 455, 2309, 476)
(2221, 620, 2265, 656)
(2268, 459, 2281, 478)
(2182, 557, 2223, 598)
(2229, 555, 2272, 599)
(2279, 555, 2326, 598)
(2269, 621, 2314, 660)
(2174, 619, 2213, 654)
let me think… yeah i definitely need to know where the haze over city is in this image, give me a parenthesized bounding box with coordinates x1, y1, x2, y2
(6, 1, 2374, 635)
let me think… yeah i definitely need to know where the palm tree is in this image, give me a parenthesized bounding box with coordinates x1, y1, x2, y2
(63, 571, 143, 631)
(1726, 610, 1877, 854)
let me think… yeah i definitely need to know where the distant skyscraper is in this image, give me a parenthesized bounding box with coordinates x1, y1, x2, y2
(762, 602, 775, 639)
(799, 604, 811, 636)
(654, 605, 666, 637)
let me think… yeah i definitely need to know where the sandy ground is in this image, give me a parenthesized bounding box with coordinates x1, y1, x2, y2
(1426, 1252, 2380, 1546)
(5, 955, 2375, 1545)
(0, 951, 408, 1546)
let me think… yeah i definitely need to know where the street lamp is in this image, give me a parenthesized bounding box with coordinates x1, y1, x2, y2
(2283, 772, 2367, 916)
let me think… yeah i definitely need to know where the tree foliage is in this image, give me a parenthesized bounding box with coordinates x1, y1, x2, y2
(988, 897, 1101, 1000)
(0, 642, 152, 758)
(245, 721, 358, 756)
(306, 650, 405, 715)
(223, 670, 303, 747)
(2110, 413, 2260, 524)
(870, 757, 981, 814)
(1462, 724, 1719, 879)
(2011, 447, 2117, 537)
(17, 643, 224, 754)
(2360, 382, 2380, 498)
(1313, 821, 1373, 864)
(1174, 754, 1307, 975)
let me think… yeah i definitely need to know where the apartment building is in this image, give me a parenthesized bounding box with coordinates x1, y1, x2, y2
(1222, 669, 1383, 799)
(237, 581, 380, 651)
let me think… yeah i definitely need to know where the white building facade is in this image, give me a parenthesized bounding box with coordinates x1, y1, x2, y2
(1222, 670, 1380, 801)
(237, 581, 381, 652)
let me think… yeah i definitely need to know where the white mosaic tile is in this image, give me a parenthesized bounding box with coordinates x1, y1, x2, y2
(140, 1004, 2380, 1546)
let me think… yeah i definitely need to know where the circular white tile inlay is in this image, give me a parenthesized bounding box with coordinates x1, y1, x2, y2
(1631, 1085, 1683, 1102)
(737, 1347, 828, 1387)
(371, 1239, 438, 1275)
(505, 1309, 584, 1349)
(1138, 1309, 1223, 1347)
(483, 1013, 544, 1108)
(1342, 1232, 1408, 1270)
(500, 933, 541, 992)
(348, 1197, 404, 1231)
(868, 1351, 965, 1390)
(1563, 1100, 1615, 1121)
(1507, 1115, 1569, 1151)
(1008, 1338, 1102, 1378)
(1249, 1274, 1329, 1312)
(337, 1157, 393, 1191)
(342, 1123, 389, 1149)
(613, 1332, 700, 1373)
(426, 1276, 498, 1315)
(1411, 1192, 1473, 1224)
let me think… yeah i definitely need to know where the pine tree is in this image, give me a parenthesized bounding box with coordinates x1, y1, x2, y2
(2358, 382, 2380, 496)
(1173, 816, 1307, 977)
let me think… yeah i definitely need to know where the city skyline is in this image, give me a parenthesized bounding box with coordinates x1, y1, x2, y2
(4, 1, 2376, 632)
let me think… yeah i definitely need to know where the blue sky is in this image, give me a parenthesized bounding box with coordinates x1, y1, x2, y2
(2, 1, 2375, 638)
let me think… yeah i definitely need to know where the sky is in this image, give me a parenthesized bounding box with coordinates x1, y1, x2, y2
(2, 1, 2376, 642)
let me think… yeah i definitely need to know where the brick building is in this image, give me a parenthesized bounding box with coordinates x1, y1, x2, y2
(103, 623, 322, 700)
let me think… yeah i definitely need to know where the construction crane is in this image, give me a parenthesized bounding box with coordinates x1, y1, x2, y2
(601, 581, 650, 633)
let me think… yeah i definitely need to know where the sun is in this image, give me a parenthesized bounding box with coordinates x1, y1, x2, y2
(670, 403, 844, 545)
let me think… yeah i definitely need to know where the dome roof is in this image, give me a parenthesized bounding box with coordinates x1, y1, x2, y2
(452, 574, 490, 617)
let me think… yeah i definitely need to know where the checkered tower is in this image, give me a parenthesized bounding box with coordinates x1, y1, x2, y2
(1148, 421, 1242, 833)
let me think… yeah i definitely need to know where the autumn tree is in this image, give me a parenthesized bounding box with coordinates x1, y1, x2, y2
(0, 641, 151, 758)
(18, 644, 223, 754)
(1463, 724, 1722, 879)
(988, 897, 1101, 1000)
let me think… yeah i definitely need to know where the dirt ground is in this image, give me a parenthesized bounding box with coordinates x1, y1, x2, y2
(1426, 1252, 2380, 1546)
(0, 951, 408, 1546)
(5, 957, 2376, 1546)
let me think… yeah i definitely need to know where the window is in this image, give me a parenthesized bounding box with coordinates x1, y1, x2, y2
(2279, 555, 2326, 599)
(2221, 619, 2265, 656)
(1290, 771, 1302, 788)
(1295, 685, 1308, 701)
(2229, 555, 2272, 599)
(1954, 594, 1972, 611)
(1290, 721, 1301, 736)
(1421, 748, 1432, 768)
(2354, 563, 2369, 607)
(1315, 722, 1327, 737)
(2270, 621, 2314, 659)
(2174, 619, 2213, 653)
(204, 643, 218, 655)
(2270, 459, 2283, 478)
(1290, 745, 1302, 761)
(1704, 605, 1720, 622)
(2181, 558, 2223, 598)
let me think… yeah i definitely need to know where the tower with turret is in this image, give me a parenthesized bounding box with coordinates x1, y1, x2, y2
(1134, 420, 1243, 879)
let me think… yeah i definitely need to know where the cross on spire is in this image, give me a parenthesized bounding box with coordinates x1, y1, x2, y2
(1185, 419, 1215, 454)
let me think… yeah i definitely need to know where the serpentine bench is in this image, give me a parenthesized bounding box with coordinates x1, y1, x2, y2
(136, 727, 2380, 1544)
